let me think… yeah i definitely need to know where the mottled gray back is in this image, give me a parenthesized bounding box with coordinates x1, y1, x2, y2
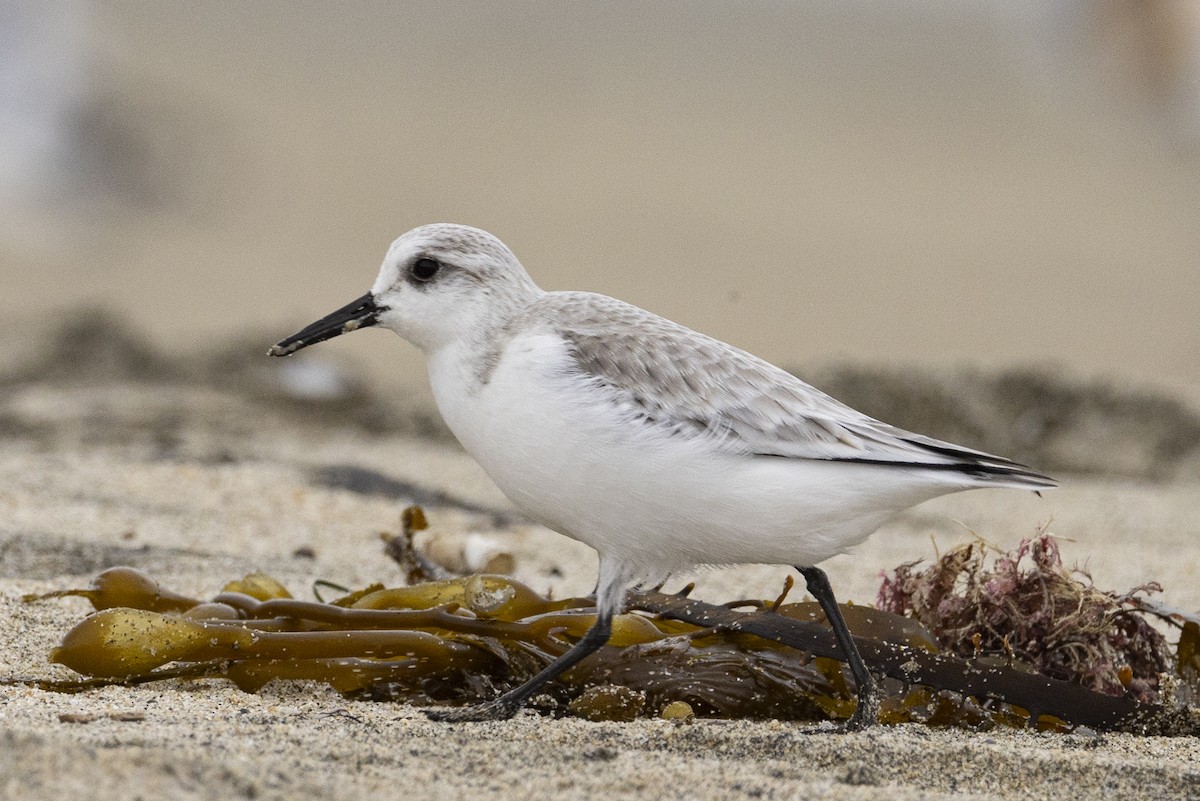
(516, 291, 1047, 483)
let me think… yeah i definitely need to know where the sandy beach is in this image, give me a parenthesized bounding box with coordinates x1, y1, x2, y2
(1, 320, 1198, 801)
(4, 3, 1200, 798)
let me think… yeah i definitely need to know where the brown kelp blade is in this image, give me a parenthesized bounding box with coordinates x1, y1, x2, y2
(16, 564, 1197, 733)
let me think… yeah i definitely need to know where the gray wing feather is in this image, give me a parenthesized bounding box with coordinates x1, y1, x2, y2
(535, 292, 1049, 482)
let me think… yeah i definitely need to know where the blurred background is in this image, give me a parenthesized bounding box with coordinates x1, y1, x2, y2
(3, 0, 1199, 412)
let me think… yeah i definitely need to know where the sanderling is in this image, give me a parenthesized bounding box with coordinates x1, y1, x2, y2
(270, 223, 1054, 726)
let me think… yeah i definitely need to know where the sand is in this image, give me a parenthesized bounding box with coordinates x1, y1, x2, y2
(5, 5, 1200, 797)
(1, 323, 1199, 801)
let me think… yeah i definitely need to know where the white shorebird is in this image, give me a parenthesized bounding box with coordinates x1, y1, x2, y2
(270, 223, 1053, 726)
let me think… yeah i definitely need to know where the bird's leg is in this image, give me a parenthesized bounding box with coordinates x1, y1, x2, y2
(795, 565, 878, 730)
(424, 610, 613, 722)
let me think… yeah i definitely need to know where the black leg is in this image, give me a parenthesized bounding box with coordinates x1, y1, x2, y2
(796, 565, 878, 730)
(425, 611, 613, 722)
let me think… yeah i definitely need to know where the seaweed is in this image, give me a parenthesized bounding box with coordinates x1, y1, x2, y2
(11, 514, 1199, 734)
(876, 532, 1172, 704)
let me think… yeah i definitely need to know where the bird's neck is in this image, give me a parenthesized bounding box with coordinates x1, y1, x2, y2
(425, 290, 541, 400)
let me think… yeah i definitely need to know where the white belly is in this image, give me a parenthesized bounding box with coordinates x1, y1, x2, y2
(427, 333, 963, 576)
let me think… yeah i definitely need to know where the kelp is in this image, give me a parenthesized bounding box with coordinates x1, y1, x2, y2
(24, 566, 843, 719)
(12, 515, 1200, 734)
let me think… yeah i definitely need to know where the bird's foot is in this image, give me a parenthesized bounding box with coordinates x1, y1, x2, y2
(840, 689, 880, 732)
(423, 698, 522, 723)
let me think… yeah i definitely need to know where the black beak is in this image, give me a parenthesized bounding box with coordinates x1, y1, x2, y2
(268, 293, 381, 357)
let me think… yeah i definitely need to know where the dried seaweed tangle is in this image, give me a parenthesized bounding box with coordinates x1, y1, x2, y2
(877, 532, 1172, 704)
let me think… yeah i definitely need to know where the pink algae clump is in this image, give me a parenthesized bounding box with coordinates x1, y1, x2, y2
(877, 532, 1171, 703)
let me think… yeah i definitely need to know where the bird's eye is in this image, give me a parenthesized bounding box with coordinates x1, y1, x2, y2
(411, 257, 441, 282)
